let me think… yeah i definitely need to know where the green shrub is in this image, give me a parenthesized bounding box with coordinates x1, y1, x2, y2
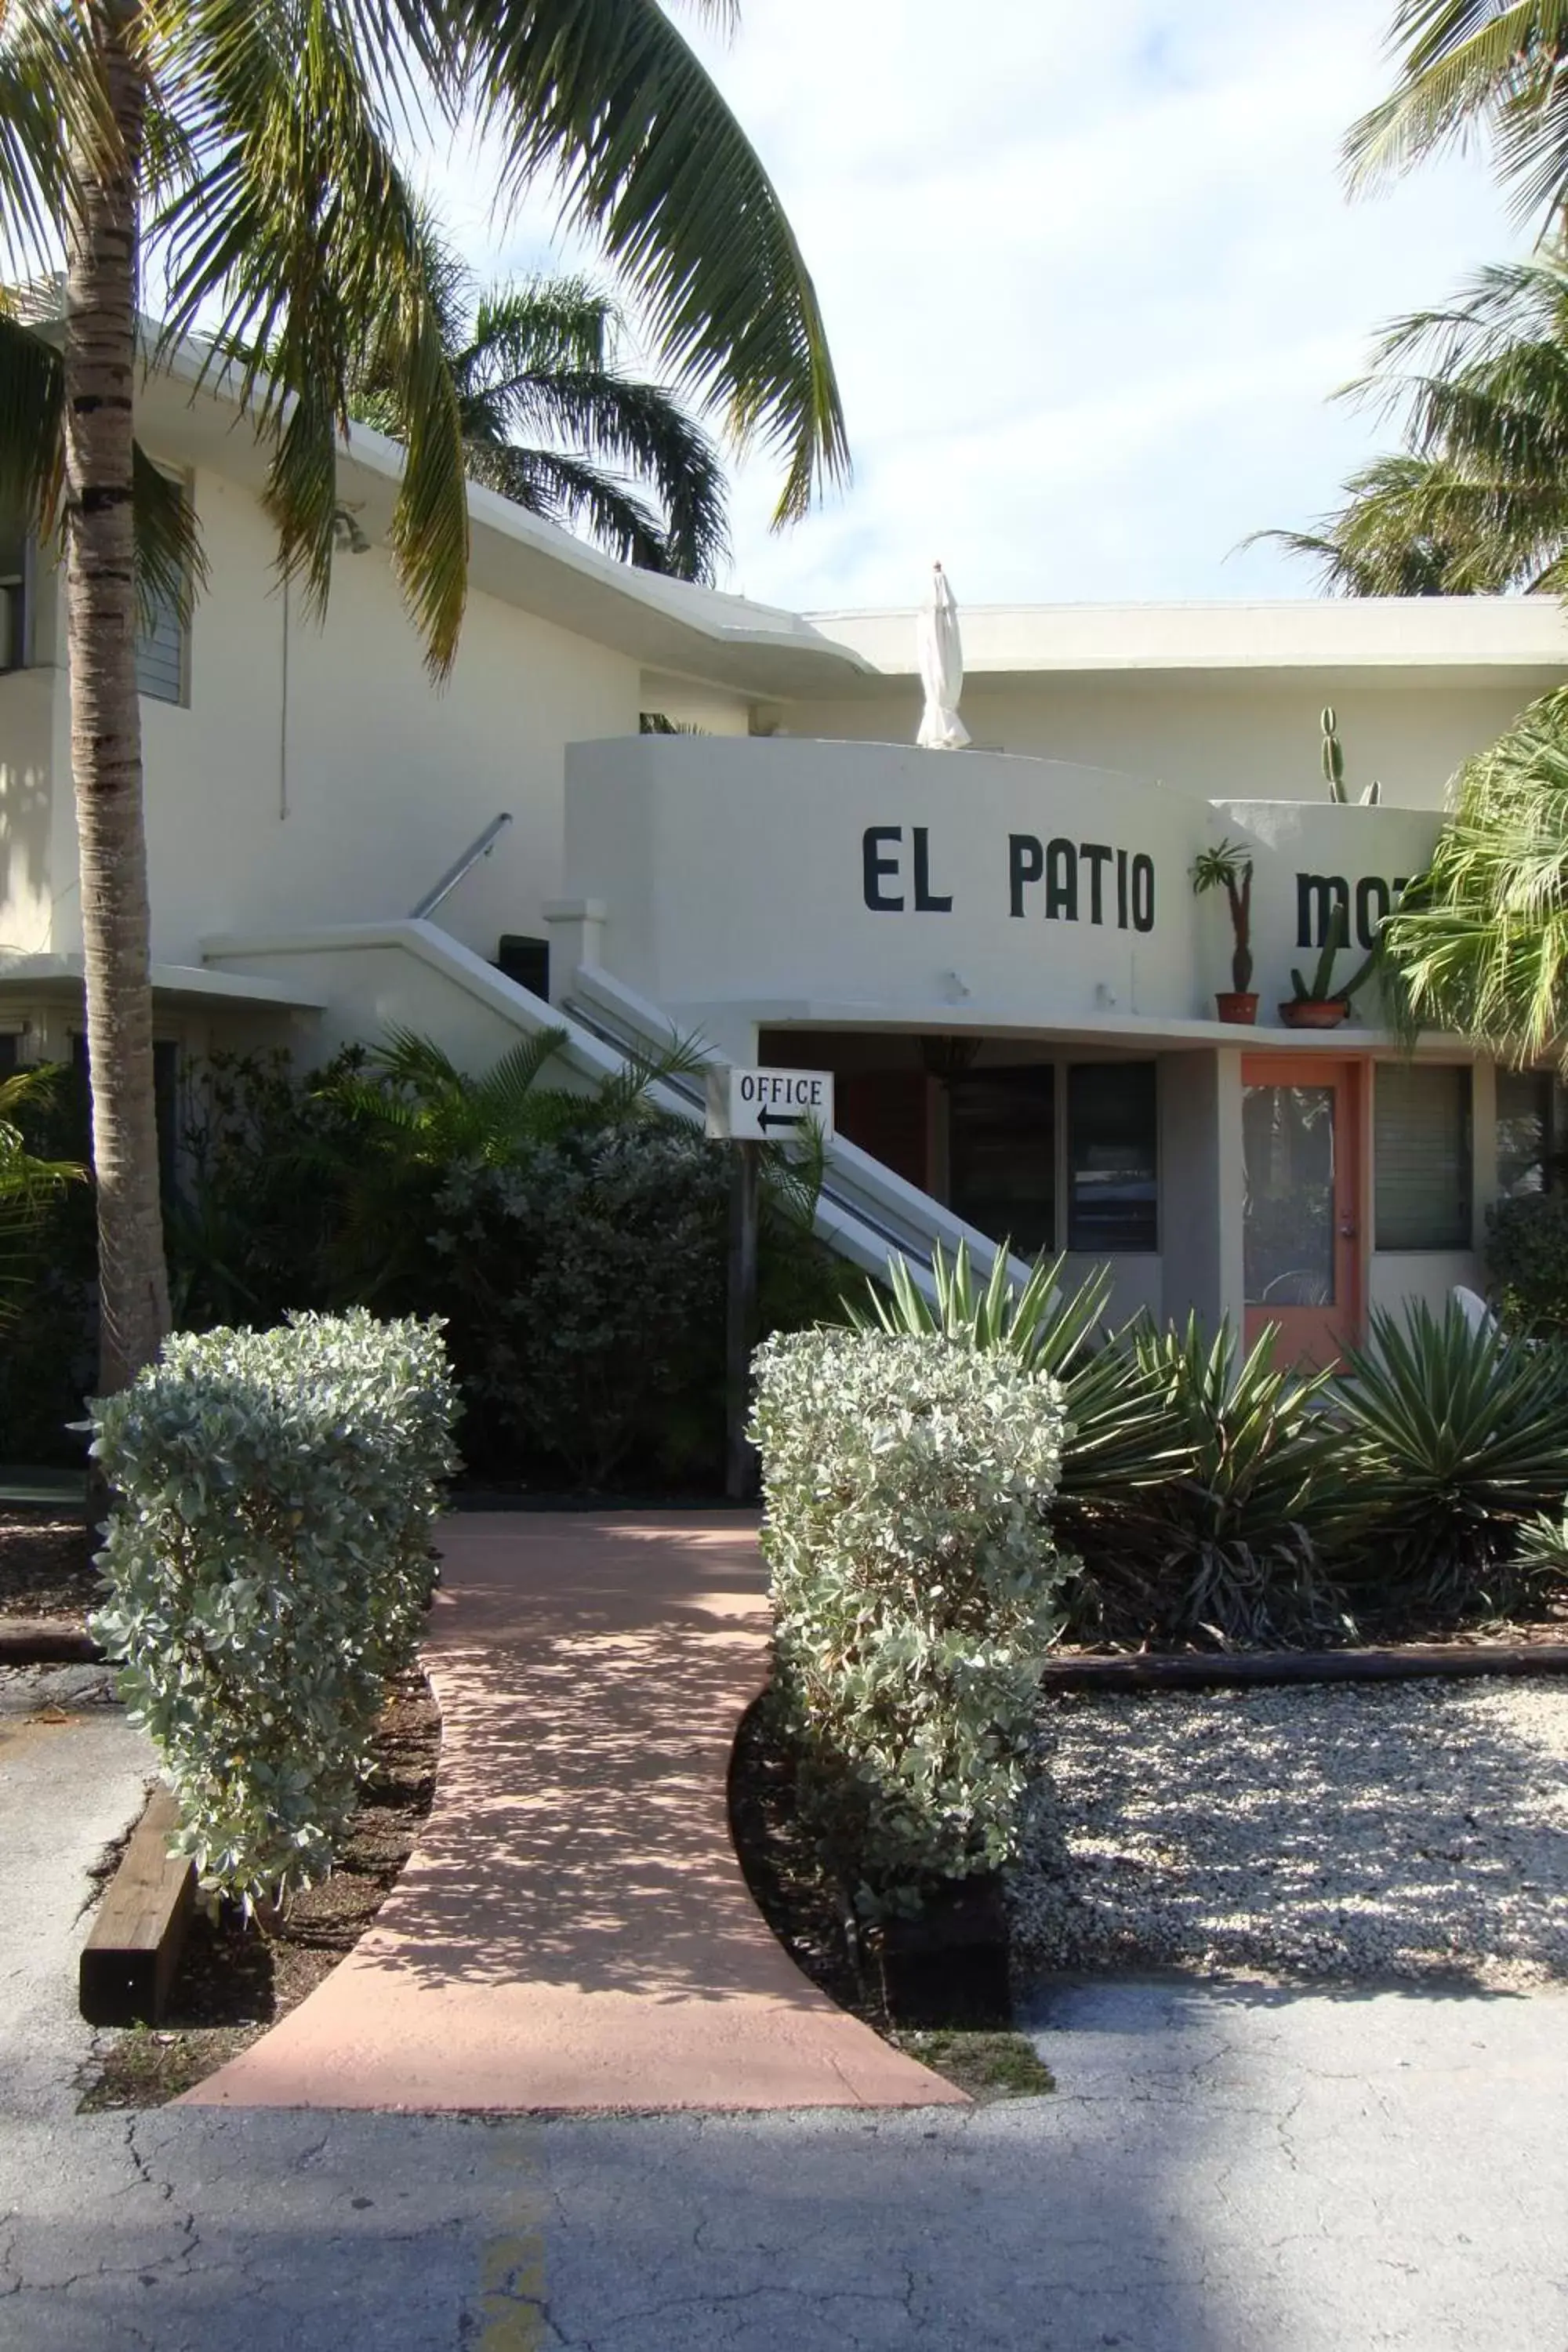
(89, 1311, 459, 1913)
(849, 1240, 1184, 1530)
(431, 1127, 731, 1486)
(1485, 1191, 1568, 1337)
(858, 1248, 1342, 1650)
(750, 1327, 1070, 1913)
(1332, 1300, 1568, 1617)
(1512, 1507, 1568, 1600)
(165, 1039, 837, 1490)
(1063, 1319, 1345, 1650)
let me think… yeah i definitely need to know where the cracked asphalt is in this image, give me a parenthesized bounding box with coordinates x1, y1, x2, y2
(2, 1973, 1565, 2350)
(5, 1664, 1566, 2348)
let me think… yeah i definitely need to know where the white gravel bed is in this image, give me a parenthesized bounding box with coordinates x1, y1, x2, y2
(1010, 1677, 1568, 1988)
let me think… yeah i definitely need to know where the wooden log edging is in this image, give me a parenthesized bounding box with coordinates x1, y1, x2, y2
(0, 1618, 103, 1664)
(79, 1784, 196, 2027)
(1040, 1642, 1568, 1695)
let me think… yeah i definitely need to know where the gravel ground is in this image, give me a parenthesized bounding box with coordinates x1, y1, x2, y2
(1010, 1677, 1568, 1989)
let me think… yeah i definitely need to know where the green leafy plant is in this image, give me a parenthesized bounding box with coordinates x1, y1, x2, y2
(1066, 1319, 1345, 1650)
(1331, 1299, 1568, 1616)
(0, 1064, 84, 1327)
(848, 1242, 1182, 1515)
(1486, 1190, 1568, 1337)
(1512, 1507, 1568, 1599)
(1191, 839, 1255, 995)
(89, 1312, 459, 1915)
(750, 1327, 1070, 1914)
(1288, 905, 1381, 1005)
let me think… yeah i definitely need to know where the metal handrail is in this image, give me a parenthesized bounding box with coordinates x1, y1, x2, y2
(408, 812, 513, 922)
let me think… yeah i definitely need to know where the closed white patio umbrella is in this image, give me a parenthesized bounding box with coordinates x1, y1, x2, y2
(916, 561, 970, 750)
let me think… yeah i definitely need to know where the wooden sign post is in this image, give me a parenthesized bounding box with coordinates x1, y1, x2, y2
(706, 1066, 836, 1504)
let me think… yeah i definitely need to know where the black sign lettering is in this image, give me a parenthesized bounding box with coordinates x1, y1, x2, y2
(1354, 875, 1391, 948)
(1297, 872, 1350, 949)
(1080, 843, 1113, 926)
(1045, 837, 1078, 922)
(1116, 848, 1129, 931)
(1131, 853, 1155, 934)
(1009, 833, 1044, 917)
(912, 826, 953, 912)
(862, 826, 903, 912)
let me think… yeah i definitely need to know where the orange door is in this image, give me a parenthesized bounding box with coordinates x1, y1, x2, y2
(1241, 1057, 1363, 1367)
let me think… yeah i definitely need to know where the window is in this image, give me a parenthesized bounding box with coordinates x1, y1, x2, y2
(1374, 1065, 1472, 1250)
(1068, 1062, 1158, 1252)
(70, 1033, 182, 1199)
(948, 1065, 1054, 1254)
(1496, 1067, 1566, 1198)
(0, 516, 30, 673)
(135, 478, 190, 705)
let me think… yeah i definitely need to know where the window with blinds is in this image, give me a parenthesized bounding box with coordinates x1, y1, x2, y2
(134, 479, 190, 705)
(1374, 1065, 1472, 1250)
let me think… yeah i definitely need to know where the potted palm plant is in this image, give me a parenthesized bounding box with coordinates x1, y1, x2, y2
(1191, 840, 1257, 1023)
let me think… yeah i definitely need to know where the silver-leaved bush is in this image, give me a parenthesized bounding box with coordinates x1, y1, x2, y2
(89, 1310, 459, 1913)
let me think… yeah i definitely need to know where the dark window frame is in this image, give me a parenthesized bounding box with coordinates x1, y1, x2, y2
(1065, 1059, 1160, 1256)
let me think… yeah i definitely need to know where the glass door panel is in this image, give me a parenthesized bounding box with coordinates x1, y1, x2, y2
(1243, 1084, 1335, 1309)
(1241, 1058, 1363, 1369)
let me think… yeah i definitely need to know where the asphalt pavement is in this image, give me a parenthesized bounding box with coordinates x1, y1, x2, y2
(2, 1973, 1565, 2350)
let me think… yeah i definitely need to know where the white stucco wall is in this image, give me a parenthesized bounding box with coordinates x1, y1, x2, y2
(764, 674, 1553, 811)
(36, 468, 643, 971)
(563, 735, 1451, 1033)
(0, 667, 58, 963)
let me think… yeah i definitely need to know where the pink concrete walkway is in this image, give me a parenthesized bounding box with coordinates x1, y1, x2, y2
(180, 1512, 962, 2112)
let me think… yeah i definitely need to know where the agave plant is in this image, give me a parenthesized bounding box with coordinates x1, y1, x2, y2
(1332, 1300, 1568, 1617)
(850, 1242, 1182, 1510)
(1075, 1319, 1348, 1650)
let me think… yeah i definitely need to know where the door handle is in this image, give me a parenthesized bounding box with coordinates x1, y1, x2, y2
(1338, 1221, 1358, 1240)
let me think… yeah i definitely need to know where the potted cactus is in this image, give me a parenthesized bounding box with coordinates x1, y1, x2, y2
(1321, 706, 1381, 805)
(1191, 839, 1257, 1022)
(1279, 906, 1377, 1028)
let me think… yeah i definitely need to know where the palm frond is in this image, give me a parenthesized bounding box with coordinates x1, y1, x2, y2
(463, 0, 848, 524)
(1345, 2, 1568, 227)
(459, 275, 621, 408)
(0, 0, 103, 275)
(1381, 684, 1568, 1061)
(463, 440, 673, 571)
(494, 364, 730, 579)
(0, 308, 207, 625)
(151, 0, 468, 673)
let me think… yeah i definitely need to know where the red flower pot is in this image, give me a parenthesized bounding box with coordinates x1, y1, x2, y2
(1278, 998, 1350, 1029)
(1214, 992, 1259, 1025)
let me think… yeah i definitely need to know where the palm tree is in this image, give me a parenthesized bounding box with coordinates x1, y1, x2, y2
(0, 0, 847, 1396)
(358, 261, 730, 583)
(1380, 684, 1568, 1063)
(1346, 1, 1568, 226)
(1253, 248, 1568, 594)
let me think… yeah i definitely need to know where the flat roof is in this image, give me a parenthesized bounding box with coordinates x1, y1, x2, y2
(806, 597, 1568, 681)
(46, 316, 1568, 701)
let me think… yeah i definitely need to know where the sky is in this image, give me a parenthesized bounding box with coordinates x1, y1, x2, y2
(419, 0, 1526, 614)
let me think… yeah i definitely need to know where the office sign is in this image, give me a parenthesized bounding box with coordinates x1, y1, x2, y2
(706, 1065, 836, 1144)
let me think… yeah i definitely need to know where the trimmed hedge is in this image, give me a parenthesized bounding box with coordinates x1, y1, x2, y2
(751, 1328, 1070, 1913)
(89, 1311, 459, 1912)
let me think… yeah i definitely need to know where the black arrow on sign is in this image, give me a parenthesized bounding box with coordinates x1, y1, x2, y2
(757, 1106, 806, 1133)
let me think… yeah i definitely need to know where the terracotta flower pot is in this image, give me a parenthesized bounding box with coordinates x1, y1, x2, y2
(1278, 997, 1350, 1029)
(1215, 992, 1259, 1025)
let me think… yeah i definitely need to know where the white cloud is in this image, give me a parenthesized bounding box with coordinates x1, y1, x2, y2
(418, 0, 1526, 609)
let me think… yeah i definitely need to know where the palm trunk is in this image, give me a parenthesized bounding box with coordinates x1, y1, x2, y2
(64, 1, 170, 1395)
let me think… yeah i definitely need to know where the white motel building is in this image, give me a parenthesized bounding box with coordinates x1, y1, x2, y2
(4, 343, 1567, 1361)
